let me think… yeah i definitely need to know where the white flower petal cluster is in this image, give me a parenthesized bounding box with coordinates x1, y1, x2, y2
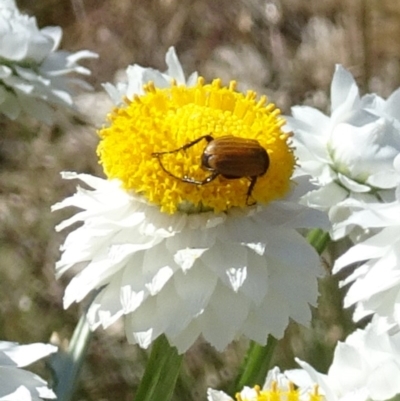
(54, 172, 328, 353)
(332, 155, 400, 326)
(0, 0, 97, 123)
(207, 367, 312, 401)
(287, 318, 400, 401)
(286, 64, 400, 240)
(103, 46, 198, 105)
(0, 341, 57, 401)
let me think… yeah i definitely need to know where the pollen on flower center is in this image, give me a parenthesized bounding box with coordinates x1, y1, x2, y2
(97, 77, 295, 214)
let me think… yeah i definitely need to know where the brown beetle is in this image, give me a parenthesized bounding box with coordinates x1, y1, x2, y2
(152, 134, 270, 205)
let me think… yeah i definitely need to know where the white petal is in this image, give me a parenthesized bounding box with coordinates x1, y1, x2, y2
(174, 248, 208, 271)
(367, 360, 400, 400)
(173, 264, 217, 318)
(195, 284, 251, 350)
(207, 388, 233, 401)
(330, 64, 360, 117)
(294, 358, 338, 401)
(337, 173, 370, 192)
(0, 343, 57, 367)
(333, 227, 395, 272)
(165, 46, 186, 83)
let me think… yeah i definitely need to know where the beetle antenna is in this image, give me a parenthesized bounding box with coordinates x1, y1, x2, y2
(151, 135, 214, 157)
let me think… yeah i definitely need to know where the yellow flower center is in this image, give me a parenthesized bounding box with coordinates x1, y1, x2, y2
(236, 383, 323, 401)
(97, 77, 295, 214)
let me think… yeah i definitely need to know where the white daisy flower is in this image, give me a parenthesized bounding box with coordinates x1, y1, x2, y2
(332, 155, 400, 326)
(285, 64, 400, 240)
(286, 318, 400, 401)
(0, 341, 57, 401)
(207, 366, 319, 401)
(0, 0, 98, 123)
(54, 49, 328, 353)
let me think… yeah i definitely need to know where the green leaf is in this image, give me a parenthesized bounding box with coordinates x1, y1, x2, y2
(134, 335, 183, 401)
(306, 228, 330, 255)
(233, 336, 277, 392)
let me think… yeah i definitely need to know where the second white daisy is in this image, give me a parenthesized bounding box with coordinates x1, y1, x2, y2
(286, 65, 400, 241)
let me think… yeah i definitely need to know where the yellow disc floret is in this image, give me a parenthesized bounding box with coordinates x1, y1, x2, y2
(235, 383, 323, 401)
(97, 77, 295, 214)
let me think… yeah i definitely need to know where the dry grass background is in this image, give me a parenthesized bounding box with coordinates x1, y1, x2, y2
(1, 0, 400, 399)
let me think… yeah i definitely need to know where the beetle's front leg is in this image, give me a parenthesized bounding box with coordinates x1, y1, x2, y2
(181, 171, 219, 185)
(153, 156, 188, 182)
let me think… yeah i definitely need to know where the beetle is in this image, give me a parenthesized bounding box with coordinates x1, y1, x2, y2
(152, 134, 270, 205)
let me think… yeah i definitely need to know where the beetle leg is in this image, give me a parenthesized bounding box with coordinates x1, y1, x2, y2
(181, 171, 220, 185)
(153, 156, 189, 181)
(152, 134, 214, 156)
(152, 134, 218, 185)
(154, 162, 219, 185)
(245, 176, 258, 206)
(152, 134, 217, 185)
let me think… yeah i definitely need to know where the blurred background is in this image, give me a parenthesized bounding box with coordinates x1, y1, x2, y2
(1, 0, 399, 399)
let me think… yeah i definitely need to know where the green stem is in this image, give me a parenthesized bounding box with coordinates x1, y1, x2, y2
(306, 228, 330, 255)
(54, 312, 92, 401)
(134, 335, 183, 401)
(233, 336, 278, 392)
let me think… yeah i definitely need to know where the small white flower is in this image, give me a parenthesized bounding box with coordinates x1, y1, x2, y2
(0, 341, 57, 401)
(54, 49, 328, 353)
(287, 318, 400, 401)
(102, 46, 198, 105)
(0, 0, 98, 123)
(332, 155, 400, 326)
(286, 65, 400, 240)
(207, 366, 315, 401)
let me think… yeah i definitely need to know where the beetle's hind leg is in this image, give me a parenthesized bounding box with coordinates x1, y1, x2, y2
(245, 176, 258, 206)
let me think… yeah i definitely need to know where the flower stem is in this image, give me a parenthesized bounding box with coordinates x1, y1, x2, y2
(134, 335, 183, 401)
(306, 228, 330, 254)
(53, 312, 92, 401)
(233, 335, 278, 392)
